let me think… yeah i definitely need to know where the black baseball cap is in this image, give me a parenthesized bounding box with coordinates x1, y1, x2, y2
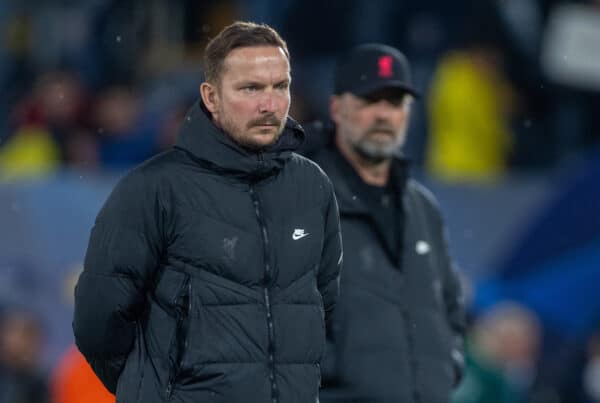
(333, 44, 419, 98)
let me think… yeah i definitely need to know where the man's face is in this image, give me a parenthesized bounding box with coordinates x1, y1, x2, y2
(202, 46, 291, 150)
(331, 88, 412, 162)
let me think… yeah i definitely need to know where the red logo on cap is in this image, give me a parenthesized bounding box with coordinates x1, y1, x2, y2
(378, 55, 393, 78)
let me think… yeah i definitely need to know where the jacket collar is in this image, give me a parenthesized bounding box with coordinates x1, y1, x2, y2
(175, 99, 305, 181)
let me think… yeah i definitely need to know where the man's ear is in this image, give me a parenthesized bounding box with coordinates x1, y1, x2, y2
(200, 82, 218, 114)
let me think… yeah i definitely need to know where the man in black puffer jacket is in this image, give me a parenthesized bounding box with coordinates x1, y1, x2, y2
(302, 44, 465, 403)
(73, 22, 342, 403)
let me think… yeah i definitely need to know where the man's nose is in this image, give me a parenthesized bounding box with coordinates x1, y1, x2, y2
(373, 100, 395, 119)
(258, 91, 277, 113)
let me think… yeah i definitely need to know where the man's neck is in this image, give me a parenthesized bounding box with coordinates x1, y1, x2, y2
(335, 136, 392, 187)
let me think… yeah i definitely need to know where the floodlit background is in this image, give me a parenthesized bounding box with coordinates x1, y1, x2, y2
(1, 1, 599, 402)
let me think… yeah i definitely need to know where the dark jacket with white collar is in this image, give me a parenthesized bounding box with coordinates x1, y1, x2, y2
(73, 101, 342, 403)
(303, 122, 465, 403)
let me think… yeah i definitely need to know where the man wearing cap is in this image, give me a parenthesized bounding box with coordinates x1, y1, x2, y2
(303, 44, 466, 403)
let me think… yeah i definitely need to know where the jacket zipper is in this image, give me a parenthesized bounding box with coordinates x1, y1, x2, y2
(249, 185, 278, 403)
(166, 277, 192, 399)
(257, 152, 264, 172)
(402, 309, 420, 402)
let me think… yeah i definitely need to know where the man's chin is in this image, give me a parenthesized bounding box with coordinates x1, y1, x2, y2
(241, 131, 281, 150)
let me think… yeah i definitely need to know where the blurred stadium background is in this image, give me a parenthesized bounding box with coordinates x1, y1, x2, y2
(1, 1, 599, 402)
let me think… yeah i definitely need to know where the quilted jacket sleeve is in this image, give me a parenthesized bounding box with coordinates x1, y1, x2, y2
(317, 178, 343, 326)
(430, 198, 466, 386)
(73, 169, 167, 392)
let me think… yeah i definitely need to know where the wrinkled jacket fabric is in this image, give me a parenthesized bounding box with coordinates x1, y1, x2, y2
(304, 124, 465, 403)
(73, 101, 342, 403)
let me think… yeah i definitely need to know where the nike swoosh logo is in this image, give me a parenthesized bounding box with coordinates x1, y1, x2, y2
(292, 229, 310, 240)
(292, 233, 309, 240)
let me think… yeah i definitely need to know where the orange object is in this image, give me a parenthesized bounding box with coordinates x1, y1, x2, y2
(51, 344, 115, 403)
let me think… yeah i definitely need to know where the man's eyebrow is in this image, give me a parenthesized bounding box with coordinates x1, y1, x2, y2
(236, 81, 265, 87)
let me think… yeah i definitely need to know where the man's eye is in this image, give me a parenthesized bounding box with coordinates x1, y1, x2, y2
(276, 83, 289, 90)
(242, 86, 257, 93)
